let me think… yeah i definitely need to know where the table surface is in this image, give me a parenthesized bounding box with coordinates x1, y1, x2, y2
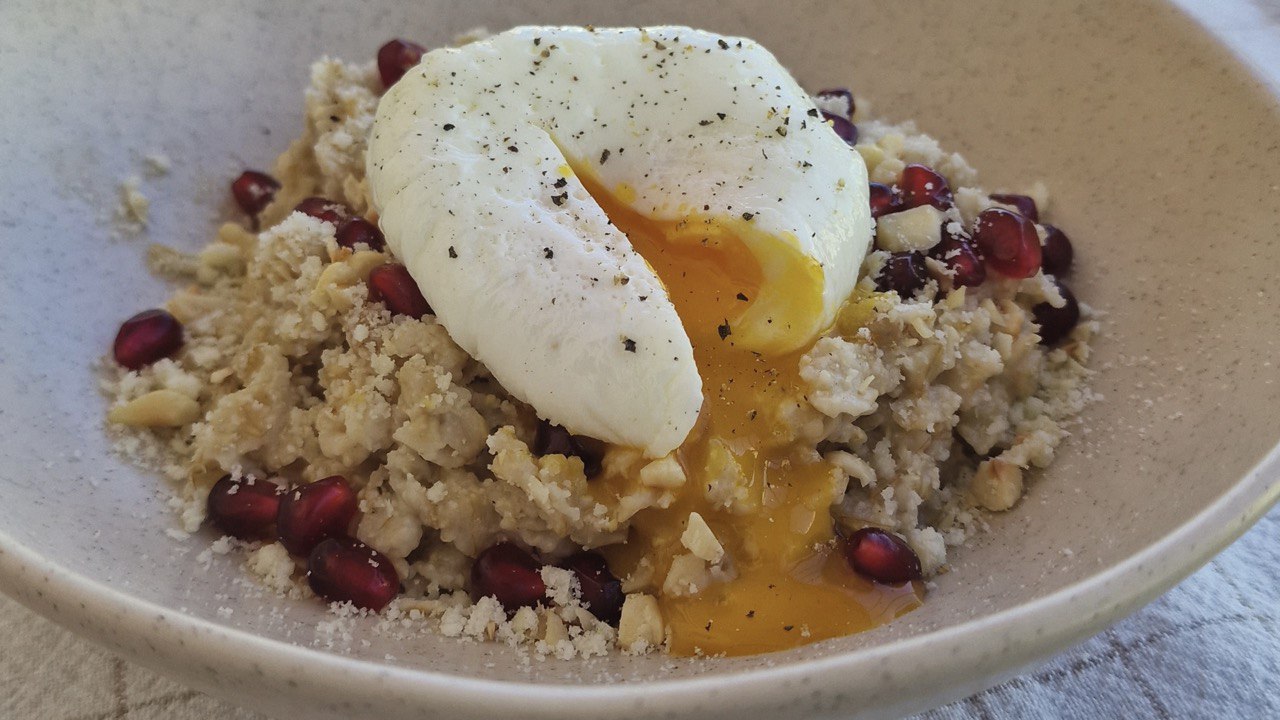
(3, 1, 1279, 718)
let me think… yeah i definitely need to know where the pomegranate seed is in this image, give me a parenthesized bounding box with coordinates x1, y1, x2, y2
(560, 551, 624, 624)
(929, 225, 987, 288)
(842, 527, 922, 584)
(293, 197, 352, 226)
(307, 536, 400, 611)
(470, 542, 547, 610)
(815, 88, 855, 117)
(874, 252, 930, 297)
(277, 476, 359, 556)
(898, 164, 954, 211)
(1040, 224, 1074, 276)
(230, 170, 280, 217)
(367, 264, 432, 318)
(207, 474, 282, 541)
(335, 217, 386, 252)
(1032, 279, 1081, 346)
(973, 208, 1042, 279)
(868, 182, 900, 219)
(988, 193, 1039, 222)
(377, 39, 427, 89)
(113, 309, 184, 370)
(532, 421, 604, 478)
(821, 111, 858, 146)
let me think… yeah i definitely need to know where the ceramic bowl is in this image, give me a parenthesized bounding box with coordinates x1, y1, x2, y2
(2, 0, 1278, 717)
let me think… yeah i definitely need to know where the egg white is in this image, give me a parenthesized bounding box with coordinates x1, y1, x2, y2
(367, 26, 871, 456)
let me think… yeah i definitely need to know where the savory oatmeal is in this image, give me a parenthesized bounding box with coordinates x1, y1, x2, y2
(103, 26, 1095, 659)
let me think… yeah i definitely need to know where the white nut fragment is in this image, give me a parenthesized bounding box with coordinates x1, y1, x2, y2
(870, 156, 906, 185)
(661, 553, 711, 598)
(617, 593, 665, 653)
(197, 241, 244, 280)
(680, 512, 725, 564)
(310, 251, 388, 310)
(639, 455, 687, 489)
(875, 204, 943, 252)
(108, 389, 201, 427)
(971, 458, 1024, 511)
(854, 143, 885, 174)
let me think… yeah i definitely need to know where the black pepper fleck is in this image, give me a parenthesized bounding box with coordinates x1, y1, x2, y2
(742, 212, 755, 221)
(600, 149, 611, 164)
(442, 123, 455, 131)
(717, 321, 732, 340)
(543, 247, 554, 259)
(736, 292, 749, 302)
(622, 338, 637, 353)
(448, 246, 457, 259)
(553, 177, 568, 188)
(718, 39, 729, 50)
(551, 192, 568, 206)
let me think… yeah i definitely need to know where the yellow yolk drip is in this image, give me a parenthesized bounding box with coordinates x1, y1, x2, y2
(576, 170, 922, 657)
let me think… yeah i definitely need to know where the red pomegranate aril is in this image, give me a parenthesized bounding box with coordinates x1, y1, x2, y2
(988, 193, 1039, 222)
(207, 474, 282, 541)
(293, 196, 352, 226)
(930, 233, 987, 289)
(335, 217, 386, 252)
(1033, 279, 1081, 346)
(815, 88, 855, 118)
(875, 252, 930, 297)
(898, 164, 954, 211)
(868, 182, 900, 219)
(1040, 224, 1074, 276)
(113, 309, 184, 370)
(230, 170, 281, 216)
(532, 421, 604, 479)
(471, 542, 547, 610)
(367, 263, 433, 318)
(842, 527, 922, 584)
(973, 208, 1042, 279)
(560, 551, 624, 624)
(307, 536, 400, 611)
(377, 39, 427, 89)
(821, 111, 858, 146)
(277, 475, 359, 556)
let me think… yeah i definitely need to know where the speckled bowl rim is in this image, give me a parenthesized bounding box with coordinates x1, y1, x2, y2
(3, 5, 1280, 719)
(2, 444, 1275, 717)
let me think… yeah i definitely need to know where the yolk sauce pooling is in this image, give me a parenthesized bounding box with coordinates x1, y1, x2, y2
(575, 168, 922, 656)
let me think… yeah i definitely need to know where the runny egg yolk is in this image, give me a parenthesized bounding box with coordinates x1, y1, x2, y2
(574, 168, 922, 657)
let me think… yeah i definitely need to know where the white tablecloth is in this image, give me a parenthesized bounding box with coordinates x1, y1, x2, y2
(2, 504, 1276, 719)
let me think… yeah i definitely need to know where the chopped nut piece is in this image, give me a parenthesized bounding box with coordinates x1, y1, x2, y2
(639, 455, 686, 489)
(197, 241, 244, 282)
(971, 458, 1024, 511)
(680, 511, 725, 563)
(618, 593, 664, 652)
(108, 390, 200, 427)
(662, 552, 711, 597)
(875, 204, 944, 252)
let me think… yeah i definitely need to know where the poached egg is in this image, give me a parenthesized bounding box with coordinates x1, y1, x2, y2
(366, 26, 909, 655)
(366, 25, 872, 456)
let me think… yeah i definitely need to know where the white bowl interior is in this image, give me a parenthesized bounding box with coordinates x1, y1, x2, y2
(2, 0, 1280, 717)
